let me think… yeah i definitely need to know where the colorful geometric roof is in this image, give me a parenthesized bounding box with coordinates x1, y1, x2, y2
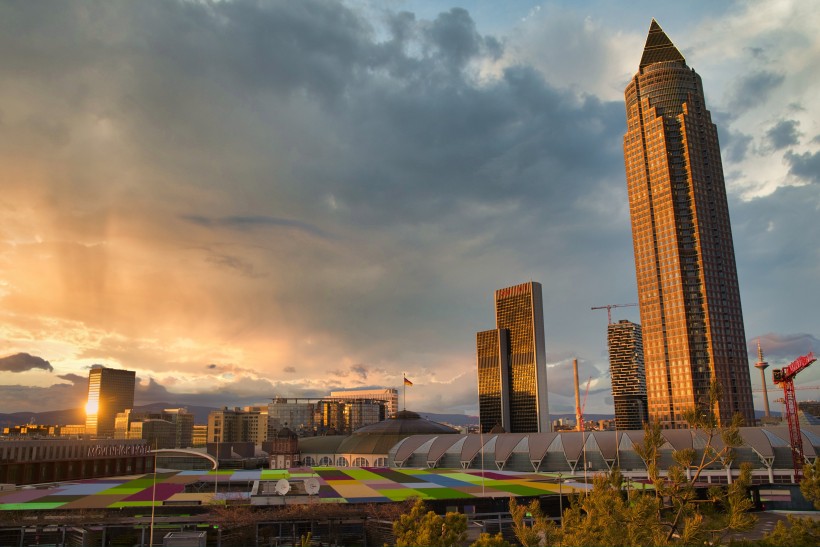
(0, 467, 637, 510)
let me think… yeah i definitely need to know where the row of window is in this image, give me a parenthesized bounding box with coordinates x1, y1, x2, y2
(0, 443, 101, 462)
(301, 455, 388, 467)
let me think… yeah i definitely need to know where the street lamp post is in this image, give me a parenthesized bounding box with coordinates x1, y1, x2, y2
(557, 471, 563, 526)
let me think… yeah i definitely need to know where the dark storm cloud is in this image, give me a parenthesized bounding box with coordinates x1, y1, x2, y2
(205, 252, 263, 279)
(765, 120, 801, 150)
(57, 373, 86, 385)
(350, 364, 369, 380)
(721, 129, 753, 163)
(182, 215, 331, 239)
(785, 150, 820, 184)
(0, 0, 626, 262)
(727, 71, 785, 113)
(0, 0, 655, 414)
(0, 353, 53, 373)
(0, 375, 86, 412)
(424, 8, 494, 70)
(330, 63, 625, 230)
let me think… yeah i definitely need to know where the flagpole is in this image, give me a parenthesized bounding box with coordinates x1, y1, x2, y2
(150, 440, 157, 547)
(403, 374, 406, 411)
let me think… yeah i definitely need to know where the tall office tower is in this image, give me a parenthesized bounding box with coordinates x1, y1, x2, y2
(476, 281, 549, 433)
(85, 365, 136, 438)
(115, 408, 194, 448)
(623, 20, 755, 427)
(608, 320, 649, 430)
(476, 328, 510, 433)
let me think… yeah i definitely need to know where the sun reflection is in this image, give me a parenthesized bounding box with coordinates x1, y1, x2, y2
(85, 399, 98, 415)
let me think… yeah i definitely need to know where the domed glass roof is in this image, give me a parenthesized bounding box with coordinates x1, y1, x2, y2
(353, 410, 458, 436)
(298, 410, 459, 457)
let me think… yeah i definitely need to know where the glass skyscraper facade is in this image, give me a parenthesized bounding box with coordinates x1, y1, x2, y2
(85, 366, 136, 439)
(623, 20, 755, 427)
(476, 328, 510, 433)
(476, 281, 549, 433)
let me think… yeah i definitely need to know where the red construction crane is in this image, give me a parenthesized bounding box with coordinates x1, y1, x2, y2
(591, 303, 637, 324)
(772, 352, 816, 482)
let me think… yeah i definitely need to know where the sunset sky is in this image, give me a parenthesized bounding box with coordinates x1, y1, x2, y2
(1, 0, 818, 418)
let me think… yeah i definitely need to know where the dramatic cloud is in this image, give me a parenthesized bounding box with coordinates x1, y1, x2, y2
(350, 364, 369, 380)
(726, 71, 785, 113)
(785, 150, 820, 184)
(748, 333, 819, 362)
(721, 130, 753, 163)
(0, 374, 86, 413)
(0, 353, 53, 373)
(765, 119, 801, 150)
(182, 215, 331, 239)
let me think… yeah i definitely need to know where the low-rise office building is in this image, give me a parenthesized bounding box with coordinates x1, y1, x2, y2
(0, 438, 152, 485)
(115, 408, 194, 449)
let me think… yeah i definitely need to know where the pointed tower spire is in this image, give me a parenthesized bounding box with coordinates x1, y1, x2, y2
(639, 19, 686, 69)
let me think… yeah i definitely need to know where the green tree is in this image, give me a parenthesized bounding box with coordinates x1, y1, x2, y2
(762, 515, 820, 546)
(470, 532, 512, 547)
(393, 498, 467, 547)
(560, 471, 662, 547)
(507, 380, 757, 546)
(508, 498, 559, 547)
(634, 381, 756, 544)
(207, 504, 265, 546)
(756, 459, 820, 546)
(800, 458, 820, 509)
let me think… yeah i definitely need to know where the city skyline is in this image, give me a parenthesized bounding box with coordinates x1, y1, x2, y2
(0, 1, 818, 417)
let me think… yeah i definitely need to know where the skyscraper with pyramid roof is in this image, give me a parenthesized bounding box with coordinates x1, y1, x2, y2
(623, 20, 755, 427)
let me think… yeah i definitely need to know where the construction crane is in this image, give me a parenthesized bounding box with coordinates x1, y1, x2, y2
(772, 352, 816, 482)
(591, 303, 638, 324)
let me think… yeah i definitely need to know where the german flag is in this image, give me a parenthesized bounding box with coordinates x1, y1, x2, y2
(403, 376, 413, 386)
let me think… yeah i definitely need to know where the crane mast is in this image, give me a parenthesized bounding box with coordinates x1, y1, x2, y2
(772, 352, 816, 482)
